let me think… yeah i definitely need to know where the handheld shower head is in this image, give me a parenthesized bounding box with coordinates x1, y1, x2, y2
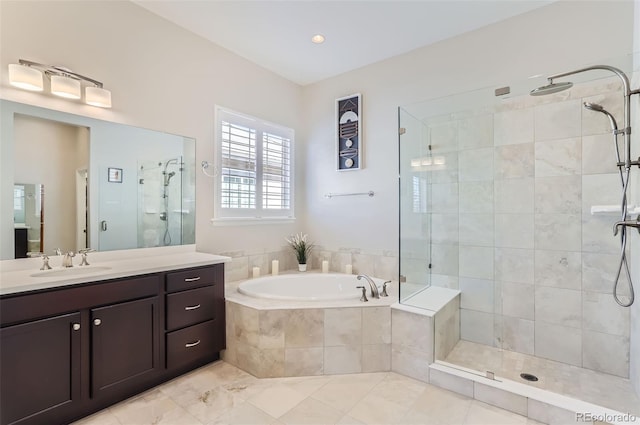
(583, 102, 618, 132)
(164, 171, 176, 186)
(583, 102, 604, 112)
(530, 81, 573, 96)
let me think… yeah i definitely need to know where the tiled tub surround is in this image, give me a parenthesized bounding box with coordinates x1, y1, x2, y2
(419, 77, 636, 379)
(222, 247, 399, 283)
(223, 278, 460, 379)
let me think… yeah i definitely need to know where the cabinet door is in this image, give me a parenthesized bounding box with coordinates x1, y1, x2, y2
(0, 312, 81, 425)
(91, 296, 160, 399)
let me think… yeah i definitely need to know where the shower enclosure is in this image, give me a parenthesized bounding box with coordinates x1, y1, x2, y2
(399, 53, 640, 415)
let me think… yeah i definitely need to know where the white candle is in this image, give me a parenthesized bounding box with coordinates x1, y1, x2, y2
(345, 264, 353, 274)
(272, 260, 279, 275)
(322, 260, 329, 273)
(252, 266, 260, 278)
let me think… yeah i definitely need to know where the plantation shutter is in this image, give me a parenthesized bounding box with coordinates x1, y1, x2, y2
(215, 107, 294, 221)
(262, 132, 291, 210)
(220, 121, 256, 209)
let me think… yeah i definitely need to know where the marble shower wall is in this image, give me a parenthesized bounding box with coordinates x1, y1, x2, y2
(427, 78, 632, 378)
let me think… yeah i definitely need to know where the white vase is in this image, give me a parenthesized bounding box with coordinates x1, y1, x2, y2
(298, 263, 307, 272)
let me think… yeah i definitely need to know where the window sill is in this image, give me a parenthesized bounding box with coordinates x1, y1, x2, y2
(210, 217, 295, 226)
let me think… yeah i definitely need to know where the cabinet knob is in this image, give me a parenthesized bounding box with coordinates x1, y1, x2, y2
(73, 323, 81, 331)
(93, 318, 102, 326)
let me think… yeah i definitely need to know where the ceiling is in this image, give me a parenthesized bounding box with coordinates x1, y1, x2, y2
(134, 0, 554, 86)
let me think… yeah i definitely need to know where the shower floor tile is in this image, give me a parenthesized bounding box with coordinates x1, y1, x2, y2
(444, 340, 640, 416)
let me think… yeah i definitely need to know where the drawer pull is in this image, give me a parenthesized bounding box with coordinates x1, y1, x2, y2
(184, 277, 201, 282)
(185, 340, 201, 348)
(185, 304, 201, 311)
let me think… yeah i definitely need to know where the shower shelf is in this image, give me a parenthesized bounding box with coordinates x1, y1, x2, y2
(590, 205, 639, 215)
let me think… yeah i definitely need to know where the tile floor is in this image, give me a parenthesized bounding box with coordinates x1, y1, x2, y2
(445, 340, 640, 416)
(72, 360, 544, 425)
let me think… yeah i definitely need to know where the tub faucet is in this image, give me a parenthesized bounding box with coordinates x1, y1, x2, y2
(357, 274, 379, 299)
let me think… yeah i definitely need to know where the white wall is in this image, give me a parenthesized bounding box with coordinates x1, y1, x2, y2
(301, 0, 636, 255)
(14, 115, 87, 253)
(0, 0, 303, 259)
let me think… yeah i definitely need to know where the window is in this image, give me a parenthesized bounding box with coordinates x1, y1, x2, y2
(214, 107, 294, 222)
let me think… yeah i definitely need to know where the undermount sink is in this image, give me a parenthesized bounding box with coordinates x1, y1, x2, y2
(30, 266, 112, 278)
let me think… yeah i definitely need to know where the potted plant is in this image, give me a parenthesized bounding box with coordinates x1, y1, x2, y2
(286, 233, 313, 271)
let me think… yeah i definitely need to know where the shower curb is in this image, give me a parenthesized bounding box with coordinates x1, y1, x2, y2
(428, 362, 639, 425)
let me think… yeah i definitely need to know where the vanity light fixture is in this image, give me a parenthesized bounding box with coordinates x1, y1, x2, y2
(8, 59, 112, 108)
(50, 74, 81, 99)
(8, 63, 44, 91)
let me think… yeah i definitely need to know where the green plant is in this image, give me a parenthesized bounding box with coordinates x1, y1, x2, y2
(286, 233, 313, 264)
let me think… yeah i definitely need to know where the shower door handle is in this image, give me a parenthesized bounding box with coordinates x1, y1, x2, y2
(100, 220, 108, 231)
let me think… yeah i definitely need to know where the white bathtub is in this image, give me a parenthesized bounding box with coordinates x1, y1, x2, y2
(238, 273, 385, 301)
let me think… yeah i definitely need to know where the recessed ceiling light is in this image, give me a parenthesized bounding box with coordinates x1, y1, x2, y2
(311, 34, 325, 44)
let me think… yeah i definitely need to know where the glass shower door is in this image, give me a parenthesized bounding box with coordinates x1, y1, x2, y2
(398, 107, 432, 305)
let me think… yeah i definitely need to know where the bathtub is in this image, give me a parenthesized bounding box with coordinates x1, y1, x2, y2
(237, 272, 384, 301)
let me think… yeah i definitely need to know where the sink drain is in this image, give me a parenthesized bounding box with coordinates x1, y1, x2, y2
(520, 373, 539, 382)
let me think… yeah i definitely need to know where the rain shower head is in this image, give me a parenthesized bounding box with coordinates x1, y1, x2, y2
(529, 81, 573, 96)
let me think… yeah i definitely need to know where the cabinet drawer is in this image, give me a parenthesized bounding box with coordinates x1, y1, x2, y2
(166, 320, 219, 370)
(166, 286, 215, 331)
(166, 265, 222, 293)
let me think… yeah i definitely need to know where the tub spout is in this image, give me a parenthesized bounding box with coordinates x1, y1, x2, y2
(357, 274, 380, 299)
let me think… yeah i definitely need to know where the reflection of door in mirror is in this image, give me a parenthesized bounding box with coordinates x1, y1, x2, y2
(14, 114, 89, 256)
(13, 183, 44, 258)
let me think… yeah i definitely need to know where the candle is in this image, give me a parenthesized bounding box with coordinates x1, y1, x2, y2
(252, 266, 260, 278)
(345, 264, 352, 274)
(272, 260, 279, 275)
(322, 260, 329, 273)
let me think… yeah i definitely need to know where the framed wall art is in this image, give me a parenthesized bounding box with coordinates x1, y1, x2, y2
(108, 167, 123, 183)
(336, 93, 362, 171)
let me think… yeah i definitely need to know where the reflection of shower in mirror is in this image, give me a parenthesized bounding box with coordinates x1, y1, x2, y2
(137, 157, 184, 247)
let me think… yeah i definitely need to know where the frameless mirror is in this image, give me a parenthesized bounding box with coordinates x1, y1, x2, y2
(0, 100, 196, 260)
(13, 183, 44, 258)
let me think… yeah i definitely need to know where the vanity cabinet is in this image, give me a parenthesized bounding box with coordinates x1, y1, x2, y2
(0, 262, 225, 425)
(0, 312, 82, 425)
(165, 265, 225, 373)
(91, 296, 161, 399)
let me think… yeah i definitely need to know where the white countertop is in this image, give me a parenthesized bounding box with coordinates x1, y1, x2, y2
(0, 245, 231, 296)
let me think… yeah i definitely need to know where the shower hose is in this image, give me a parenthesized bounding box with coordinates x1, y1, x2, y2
(612, 132, 635, 307)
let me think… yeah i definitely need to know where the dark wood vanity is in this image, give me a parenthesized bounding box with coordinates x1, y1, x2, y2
(0, 262, 225, 425)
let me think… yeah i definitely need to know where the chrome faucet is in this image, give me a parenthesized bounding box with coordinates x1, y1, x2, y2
(357, 274, 380, 299)
(78, 248, 94, 266)
(28, 252, 52, 270)
(62, 251, 76, 268)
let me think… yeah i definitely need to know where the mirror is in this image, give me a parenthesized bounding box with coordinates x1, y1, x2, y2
(1, 100, 196, 260)
(13, 183, 44, 258)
